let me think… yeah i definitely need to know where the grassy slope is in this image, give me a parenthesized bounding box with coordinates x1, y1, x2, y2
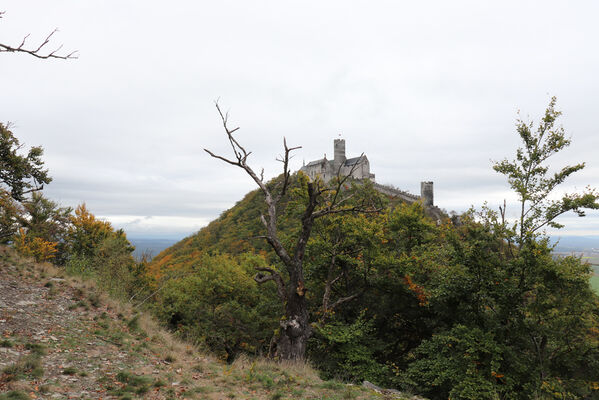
(590, 265, 599, 293)
(0, 247, 411, 400)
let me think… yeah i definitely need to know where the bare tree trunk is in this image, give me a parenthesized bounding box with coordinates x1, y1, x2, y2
(277, 282, 311, 360)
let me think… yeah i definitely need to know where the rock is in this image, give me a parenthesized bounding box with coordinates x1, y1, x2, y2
(363, 381, 382, 393)
(16, 300, 37, 306)
(362, 381, 423, 399)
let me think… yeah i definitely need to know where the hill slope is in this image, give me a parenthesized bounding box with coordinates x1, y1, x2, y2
(0, 247, 416, 399)
(148, 177, 422, 277)
(148, 183, 283, 277)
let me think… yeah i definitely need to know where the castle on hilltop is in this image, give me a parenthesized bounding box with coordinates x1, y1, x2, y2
(300, 139, 375, 183)
(300, 138, 435, 208)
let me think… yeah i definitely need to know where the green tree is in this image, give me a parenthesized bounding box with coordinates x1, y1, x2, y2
(0, 189, 23, 242)
(492, 96, 599, 245)
(18, 192, 72, 263)
(0, 123, 52, 243)
(156, 253, 279, 361)
(0, 123, 51, 202)
(402, 99, 599, 399)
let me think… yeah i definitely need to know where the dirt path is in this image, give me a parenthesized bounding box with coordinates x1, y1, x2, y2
(0, 254, 211, 399)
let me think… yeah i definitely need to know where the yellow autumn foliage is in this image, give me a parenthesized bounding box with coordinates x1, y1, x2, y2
(14, 227, 58, 262)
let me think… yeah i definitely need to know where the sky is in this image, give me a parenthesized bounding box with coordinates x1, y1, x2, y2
(1, 1, 598, 241)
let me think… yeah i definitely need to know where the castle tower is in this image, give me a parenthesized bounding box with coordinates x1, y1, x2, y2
(334, 139, 346, 168)
(420, 181, 434, 207)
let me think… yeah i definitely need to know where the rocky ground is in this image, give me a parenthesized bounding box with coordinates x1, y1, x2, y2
(0, 247, 416, 399)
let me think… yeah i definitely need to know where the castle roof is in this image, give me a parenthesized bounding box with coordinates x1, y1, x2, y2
(305, 158, 327, 167)
(304, 156, 366, 169)
(344, 156, 364, 166)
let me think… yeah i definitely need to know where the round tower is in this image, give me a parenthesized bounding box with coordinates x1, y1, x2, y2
(420, 181, 434, 207)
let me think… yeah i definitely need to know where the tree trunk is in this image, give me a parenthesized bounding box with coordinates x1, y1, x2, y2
(276, 276, 311, 360)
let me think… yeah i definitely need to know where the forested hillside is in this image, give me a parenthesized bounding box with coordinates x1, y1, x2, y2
(143, 99, 599, 399)
(147, 170, 599, 399)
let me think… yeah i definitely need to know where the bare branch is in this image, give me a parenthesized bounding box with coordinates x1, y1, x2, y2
(331, 153, 363, 201)
(0, 19, 78, 60)
(203, 148, 241, 166)
(322, 253, 361, 314)
(328, 292, 361, 311)
(207, 101, 293, 268)
(254, 267, 287, 302)
(133, 271, 187, 308)
(274, 137, 301, 202)
(20, 185, 44, 196)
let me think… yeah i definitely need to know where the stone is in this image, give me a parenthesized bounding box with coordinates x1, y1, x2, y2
(16, 300, 36, 306)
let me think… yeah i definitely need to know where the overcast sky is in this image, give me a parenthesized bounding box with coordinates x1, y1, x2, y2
(1, 1, 598, 240)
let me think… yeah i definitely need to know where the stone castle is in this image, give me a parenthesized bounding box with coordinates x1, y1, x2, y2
(300, 139, 375, 183)
(300, 139, 435, 207)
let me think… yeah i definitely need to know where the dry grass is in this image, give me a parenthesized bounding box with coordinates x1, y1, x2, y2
(0, 246, 407, 399)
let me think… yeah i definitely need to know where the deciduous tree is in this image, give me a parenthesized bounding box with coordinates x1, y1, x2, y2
(0, 123, 51, 202)
(493, 96, 599, 246)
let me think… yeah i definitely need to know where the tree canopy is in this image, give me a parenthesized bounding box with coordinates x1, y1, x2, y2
(0, 123, 51, 202)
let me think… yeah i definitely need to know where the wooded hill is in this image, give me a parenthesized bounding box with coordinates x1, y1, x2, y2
(145, 173, 599, 399)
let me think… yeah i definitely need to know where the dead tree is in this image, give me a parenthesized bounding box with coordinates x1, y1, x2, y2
(0, 11, 77, 59)
(205, 102, 380, 361)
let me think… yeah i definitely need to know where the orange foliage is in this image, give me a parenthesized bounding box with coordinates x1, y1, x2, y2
(147, 254, 173, 281)
(70, 203, 113, 234)
(67, 203, 114, 257)
(403, 274, 429, 306)
(14, 228, 58, 262)
(491, 371, 505, 378)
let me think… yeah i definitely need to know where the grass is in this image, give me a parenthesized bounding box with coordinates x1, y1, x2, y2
(319, 380, 346, 390)
(2, 353, 44, 381)
(109, 371, 153, 396)
(0, 391, 29, 400)
(62, 366, 78, 375)
(25, 342, 46, 355)
(1, 342, 46, 381)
